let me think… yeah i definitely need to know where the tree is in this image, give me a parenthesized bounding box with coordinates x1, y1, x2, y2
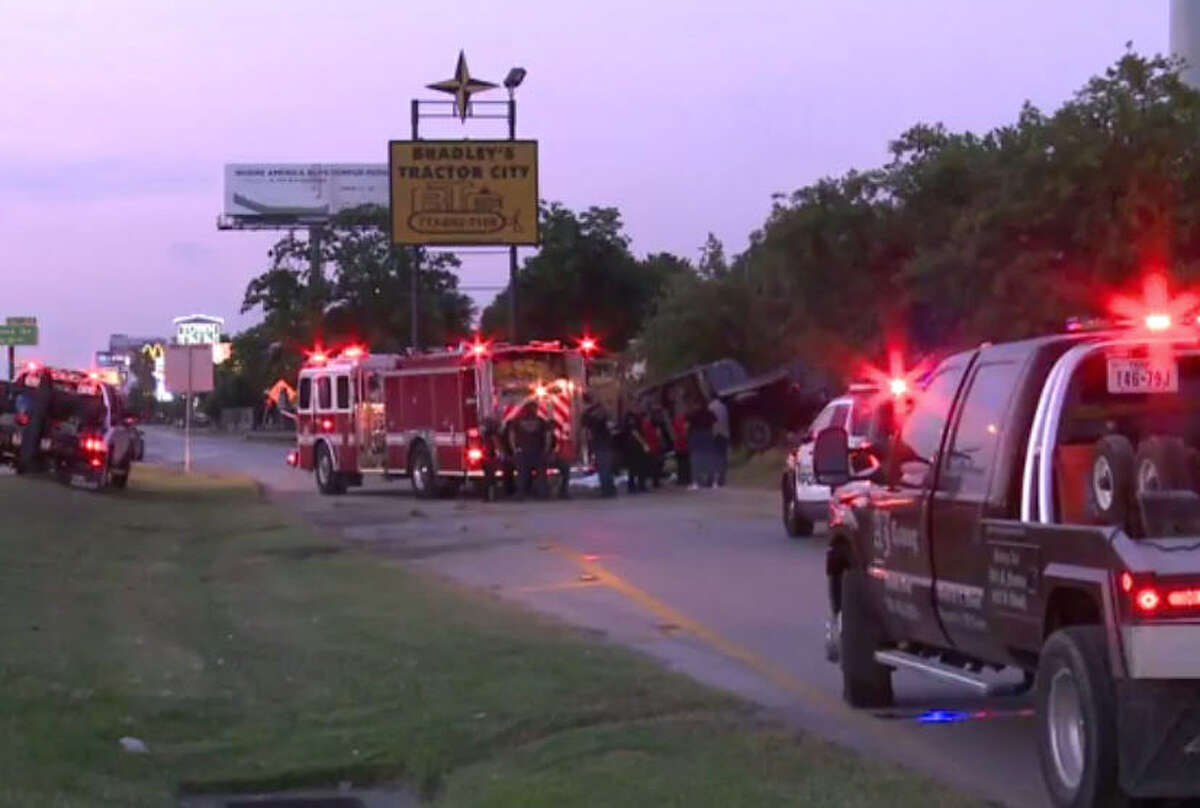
(213, 205, 475, 417)
(639, 51, 1200, 382)
(480, 203, 688, 349)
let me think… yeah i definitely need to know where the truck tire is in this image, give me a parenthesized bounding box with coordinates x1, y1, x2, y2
(409, 443, 436, 499)
(839, 569, 893, 708)
(740, 414, 774, 453)
(1134, 435, 1190, 494)
(315, 443, 345, 495)
(1086, 435, 1134, 528)
(781, 473, 813, 538)
(1036, 626, 1132, 808)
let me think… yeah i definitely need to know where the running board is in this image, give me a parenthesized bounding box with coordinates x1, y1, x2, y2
(874, 650, 992, 695)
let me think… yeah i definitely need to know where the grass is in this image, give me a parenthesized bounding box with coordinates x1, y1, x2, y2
(726, 446, 788, 490)
(0, 466, 983, 807)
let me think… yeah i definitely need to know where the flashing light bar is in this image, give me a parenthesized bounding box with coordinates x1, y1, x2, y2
(888, 378, 908, 397)
(1144, 313, 1172, 332)
(341, 345, 365, 359)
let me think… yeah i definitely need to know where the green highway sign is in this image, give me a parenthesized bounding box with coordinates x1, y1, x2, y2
(0, 316, 38, 346)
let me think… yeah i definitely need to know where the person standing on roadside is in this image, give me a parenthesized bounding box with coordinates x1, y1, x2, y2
(709, 396, 730, 487)
(509, 400, 551, 500)
(686, 397, 717, 489)
(640, 405, 664, 488)
(672, 403, 690, 486)
(479, 414, 505, 501)
(582, 393, 617, 498)
(620, 408, 650, 493)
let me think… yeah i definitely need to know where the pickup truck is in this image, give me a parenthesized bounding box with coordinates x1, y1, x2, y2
(812, 328, 1200, 807)
(0, 365, 136, 489)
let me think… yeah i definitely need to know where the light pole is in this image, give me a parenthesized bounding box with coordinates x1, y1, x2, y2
(504, 66, 526, 343)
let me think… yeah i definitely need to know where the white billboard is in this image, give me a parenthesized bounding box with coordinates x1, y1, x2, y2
(223, 164, 388, 220)
(165, 345, 214, 395)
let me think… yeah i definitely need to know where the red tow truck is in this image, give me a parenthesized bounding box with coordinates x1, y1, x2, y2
(288, 340, 588, 496)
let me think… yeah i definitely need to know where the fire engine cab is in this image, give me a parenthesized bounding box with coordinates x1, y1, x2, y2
(289, 341, 587, 496)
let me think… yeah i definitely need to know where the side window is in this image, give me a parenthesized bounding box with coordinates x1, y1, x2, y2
(828, 403, 851, 431)
(898, 363, 967, 467)
(808, 403, 838, 436)
(298, 377, 312, 410)
(941, 361, 1021, 497)
(336, 375, 350, 409)
(317, 376, 332, 411)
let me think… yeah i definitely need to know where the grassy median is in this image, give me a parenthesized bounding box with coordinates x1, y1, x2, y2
(0, 467, 981, 807)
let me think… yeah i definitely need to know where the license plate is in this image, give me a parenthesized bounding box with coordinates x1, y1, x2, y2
(1107, 358, 1179, 394)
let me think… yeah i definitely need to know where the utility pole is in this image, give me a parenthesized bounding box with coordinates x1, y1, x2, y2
(6, 346, 13, 381)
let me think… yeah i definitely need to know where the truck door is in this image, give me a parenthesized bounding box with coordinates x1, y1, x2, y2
(334, 373, 355, 470)
(357, 370, 386, 470)
(871, 359, 970, 648)
(929, 357, 1024, 659)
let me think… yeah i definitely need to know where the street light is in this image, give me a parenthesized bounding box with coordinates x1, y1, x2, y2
(504, 65, 527, 343)
(504, 67, 527, 96)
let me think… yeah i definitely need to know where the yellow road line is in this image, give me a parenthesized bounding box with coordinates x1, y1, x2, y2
(548, 542, 965, 775)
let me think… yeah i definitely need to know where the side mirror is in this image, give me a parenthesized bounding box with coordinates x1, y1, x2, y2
(812, 426, 850, 487)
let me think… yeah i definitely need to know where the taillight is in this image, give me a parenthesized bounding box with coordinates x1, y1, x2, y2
(1123, 572, 1200, 618)
(81, 436, 106, 453)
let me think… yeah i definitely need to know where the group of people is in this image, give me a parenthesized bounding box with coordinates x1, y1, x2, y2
(582, 392, 731, 498)
(474, 391, 733, 502)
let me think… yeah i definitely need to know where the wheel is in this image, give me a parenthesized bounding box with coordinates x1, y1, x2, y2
(740, 414, 774, 453)
(782, 473, 814, 538)
(409, 443, 436, 499)
(1134, 435, 1190, 495)
(1086, 435, 1134, 528)
(315, 443, 345, 495)
(839, 569, 893, 708)
(1036, 626, 1132, 808)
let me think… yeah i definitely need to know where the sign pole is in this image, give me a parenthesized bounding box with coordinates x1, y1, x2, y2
(185, 347, 192, 473)
(508, 94, 519, 342)
(410, 99, 421, 351)
(6, 346, 12, 381)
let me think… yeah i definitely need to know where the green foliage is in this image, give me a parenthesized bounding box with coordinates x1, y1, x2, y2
(214, 205, 474, 416)
(640, 51, 1200, 381)
(481, 203, 689, 349)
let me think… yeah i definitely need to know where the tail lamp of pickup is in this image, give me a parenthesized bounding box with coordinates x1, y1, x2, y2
(80, 435, 106, 468)
(1120, 571, 1200, 619)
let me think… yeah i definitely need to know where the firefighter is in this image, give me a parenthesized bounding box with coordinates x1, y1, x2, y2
(547, 424, 572, 500)
(620, 407, 651, 493)
(509, 400, 552, 500)
(582, 393, 617, 498)
(479, 414, 506, 501)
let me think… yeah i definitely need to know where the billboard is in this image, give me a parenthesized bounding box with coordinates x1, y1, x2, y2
(174, 314, 224, 346)
(224, 164, 388, 221)
(388, 140, 539, 246)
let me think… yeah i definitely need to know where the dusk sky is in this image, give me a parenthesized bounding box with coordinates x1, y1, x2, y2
(0, 0, 1167, 368)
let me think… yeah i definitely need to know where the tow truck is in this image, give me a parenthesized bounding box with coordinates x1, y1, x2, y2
(0, 363, 137, 490)
(813, 312, 1200, 806)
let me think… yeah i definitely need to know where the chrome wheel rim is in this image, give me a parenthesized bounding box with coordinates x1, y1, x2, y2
(1137, 459, 1161, 494)
(1047, 667, 1086, 793)
(1092, 456, 1114, 511)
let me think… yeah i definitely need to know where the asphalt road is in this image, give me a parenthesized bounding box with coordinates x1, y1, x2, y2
(144, 426, 1045, 808)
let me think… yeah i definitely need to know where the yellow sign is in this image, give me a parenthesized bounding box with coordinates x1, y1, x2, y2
(389, 140, 539, 246)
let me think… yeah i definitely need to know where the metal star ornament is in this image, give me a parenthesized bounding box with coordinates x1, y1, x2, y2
(427, 50, 497, 122)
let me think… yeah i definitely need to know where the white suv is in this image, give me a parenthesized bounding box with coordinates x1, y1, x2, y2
(781, 385, 883, 537)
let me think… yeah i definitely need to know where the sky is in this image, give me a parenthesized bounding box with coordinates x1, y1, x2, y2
(0, 0, 1169, 368)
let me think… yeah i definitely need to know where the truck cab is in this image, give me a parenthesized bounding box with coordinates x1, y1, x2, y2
(815, 328, 1200, 807)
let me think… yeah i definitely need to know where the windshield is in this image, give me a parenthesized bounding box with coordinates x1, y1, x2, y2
(849, 395, 875, 438)
(1057, 346, 1200, 538)
(493, 352, 569, 413)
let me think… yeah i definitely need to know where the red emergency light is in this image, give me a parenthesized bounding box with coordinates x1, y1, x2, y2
(286, 450, 299, 467)
(320, 418, 334, 431)
(467, 447, 484, 464)
(306, 345, 329, 364)
(471, 339, 490, 357)
(24, 361, 39, 372)
(578, 336, 598, 355)
(341, 345, 366, 359)
(1109, 274, 1199, 336)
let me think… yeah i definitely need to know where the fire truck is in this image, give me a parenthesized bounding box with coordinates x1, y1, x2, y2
(288, 340, 588, 496)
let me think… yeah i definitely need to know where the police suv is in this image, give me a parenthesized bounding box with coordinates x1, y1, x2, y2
(813, 322, 1200, 807)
